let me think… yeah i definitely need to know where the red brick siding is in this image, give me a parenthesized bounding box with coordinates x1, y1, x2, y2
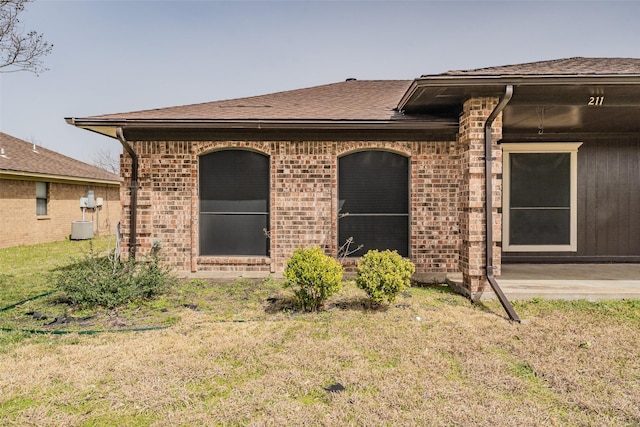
(119, 139, 469, 277)
(117, 98, 503, 289)
(272, 142, 335, 271)
(458, 97, 503, 293)
(120, 141, 194, 267)
(410, 141, 463, 273)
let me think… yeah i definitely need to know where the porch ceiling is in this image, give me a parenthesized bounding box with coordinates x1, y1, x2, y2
(504, 84, 640, 135)
(400, 80, 640, 135)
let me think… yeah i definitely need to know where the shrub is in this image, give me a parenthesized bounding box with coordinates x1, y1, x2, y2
(283, 246, 343, 311)
(356, 250, 415, 305)
(51, 244, 176, 309)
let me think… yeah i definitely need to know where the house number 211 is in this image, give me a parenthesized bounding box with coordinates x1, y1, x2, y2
(588, 96, 605, 106)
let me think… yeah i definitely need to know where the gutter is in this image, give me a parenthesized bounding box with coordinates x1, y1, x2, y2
(116, 128, 138, 260)
(484, 85, 521, 323)
(0, 170, 119, 186)
(66, 117, 458, 139)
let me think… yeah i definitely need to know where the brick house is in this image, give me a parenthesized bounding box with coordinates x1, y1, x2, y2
(0, 132, 120, 248)
(66, 58, 640, 302)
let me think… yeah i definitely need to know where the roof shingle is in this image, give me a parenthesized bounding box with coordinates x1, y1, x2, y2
(0, 132, 120, 183)
(434, 57, 640, 77)
(88, 80, 412, 121)
(69, 58, 640, 128)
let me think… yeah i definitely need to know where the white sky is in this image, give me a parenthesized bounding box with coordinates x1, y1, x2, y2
(1, 0, 639, 165)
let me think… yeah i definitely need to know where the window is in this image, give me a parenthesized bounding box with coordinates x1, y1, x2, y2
(339, 151, 409, 257)
(36, 182, 48, 216)
(199, 150, 269, 256)
(502, 143, 582, 252)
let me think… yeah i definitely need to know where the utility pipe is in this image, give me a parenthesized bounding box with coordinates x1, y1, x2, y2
(484, 85, 521, 322)
(116, 128, 139, 260)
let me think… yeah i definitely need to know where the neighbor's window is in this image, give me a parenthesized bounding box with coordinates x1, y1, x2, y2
(36, 182, 48, 216)
(502, 142, 582, 252)
(199, 150, 269, 256)
(338, 150, 409, 257)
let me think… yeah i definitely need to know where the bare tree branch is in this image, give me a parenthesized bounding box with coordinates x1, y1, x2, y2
(0, 0, 53, 74)
(93, 147, 121, 174)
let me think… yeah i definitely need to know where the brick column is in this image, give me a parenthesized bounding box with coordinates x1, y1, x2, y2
(458, 97, 503, 295)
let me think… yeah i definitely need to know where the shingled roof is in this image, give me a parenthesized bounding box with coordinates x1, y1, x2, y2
(433, 57, 640, 77)
(68, 57, 640, 137)
(88, 80, 412, 121)
(398, 57, 640, 113)
(0, 132, 120, 184)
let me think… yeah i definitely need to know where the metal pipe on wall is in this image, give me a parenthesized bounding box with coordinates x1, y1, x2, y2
(116, 128, 139, 260)
(484, 85, 521, 322)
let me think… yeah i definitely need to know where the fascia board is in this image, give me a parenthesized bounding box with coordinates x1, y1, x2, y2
(66, 118, 459, 137)
(1, 170, 120, 185)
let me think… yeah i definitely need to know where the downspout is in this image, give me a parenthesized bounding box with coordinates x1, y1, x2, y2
(484, 85, 521, 322)
(116, 128, 139, 260)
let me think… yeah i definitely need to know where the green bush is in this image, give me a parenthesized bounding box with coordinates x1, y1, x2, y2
(283, 246, 343, 311)
(356, 250, 415, 305)
(51, 245, 176, 309)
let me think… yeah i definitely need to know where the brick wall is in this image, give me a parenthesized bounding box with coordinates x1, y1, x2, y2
(119, 138, 470, 277)
(272, 142, 335, 272)
(0, 177, 120, 248)
(409, 141, 463, 273)
(458, 97, 503, 294)
(120, 141, 194, 268)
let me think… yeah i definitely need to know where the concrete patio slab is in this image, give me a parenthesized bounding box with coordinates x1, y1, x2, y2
(478, 264, 640, 301)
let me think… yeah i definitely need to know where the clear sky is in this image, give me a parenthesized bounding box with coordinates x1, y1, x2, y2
(1, 0, 639, 166)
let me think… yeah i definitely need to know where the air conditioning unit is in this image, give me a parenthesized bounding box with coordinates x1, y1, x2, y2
(71, 221, 94, 240)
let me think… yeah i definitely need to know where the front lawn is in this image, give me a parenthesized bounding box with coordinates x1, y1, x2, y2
(0, 239, 639, 426)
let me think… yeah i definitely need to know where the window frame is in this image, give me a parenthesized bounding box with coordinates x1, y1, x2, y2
(502, 142, 582, 252)
(198, 149, 270, 257)
(337, 150, 410, 258)
(36, 181, 48, 216)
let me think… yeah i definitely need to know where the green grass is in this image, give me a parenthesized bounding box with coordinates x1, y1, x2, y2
(0, 237, 114, 307)
(508, 297, 640, 322)
(1, 239, 640, 425)
(0, 237, 182, 334)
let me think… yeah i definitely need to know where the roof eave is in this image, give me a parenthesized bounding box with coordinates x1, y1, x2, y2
(397, 74, 640, 112)
(66, 117, 459, 137)
(0, 169, 120, 185)
(416, 74, 640, 85)
(396, 80, 420, 112)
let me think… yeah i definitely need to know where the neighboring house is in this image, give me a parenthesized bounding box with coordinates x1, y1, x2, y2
(0, 132, 120, 248)
(66, 57, 640, 300)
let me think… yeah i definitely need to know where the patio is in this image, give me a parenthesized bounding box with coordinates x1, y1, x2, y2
(479, 263, 640, 301)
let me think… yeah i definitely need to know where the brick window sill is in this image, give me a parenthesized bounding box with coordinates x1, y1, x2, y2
(197, 256, 271, 266)
(36, 216, 51, 221)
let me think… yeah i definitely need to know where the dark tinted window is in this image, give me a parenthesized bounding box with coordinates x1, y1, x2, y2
(510, 153, 570, 208)
(339, 151, 409, 256)
(199, 150, 269, 255)
(510, 210, 570, 245)
(509, 152, 571, 246)
(339, 151, 408, 214)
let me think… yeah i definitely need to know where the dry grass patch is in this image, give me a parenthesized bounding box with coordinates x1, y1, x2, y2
(1, 279, 639, 426)
(1, 237, 638, 426)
